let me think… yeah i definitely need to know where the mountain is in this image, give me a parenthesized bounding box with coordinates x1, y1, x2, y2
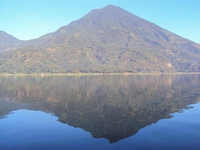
(0, 31, 22, 51)
(0, 5, 200, 73)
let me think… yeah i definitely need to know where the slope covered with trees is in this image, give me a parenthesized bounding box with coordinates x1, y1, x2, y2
(0, 5, 200, 73)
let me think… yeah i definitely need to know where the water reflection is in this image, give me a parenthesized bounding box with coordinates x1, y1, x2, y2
(0, 74, 200, 143)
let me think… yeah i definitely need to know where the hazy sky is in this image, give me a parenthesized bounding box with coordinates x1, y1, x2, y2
(0, 0, 200, 43)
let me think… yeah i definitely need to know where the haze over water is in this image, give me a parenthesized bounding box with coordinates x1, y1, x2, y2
(0, 74, 200, 150)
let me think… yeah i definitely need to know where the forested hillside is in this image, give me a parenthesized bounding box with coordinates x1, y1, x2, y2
(0, 5, 200, 74)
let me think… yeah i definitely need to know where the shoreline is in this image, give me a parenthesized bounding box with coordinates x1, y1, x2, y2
(1, 72, 200, 77)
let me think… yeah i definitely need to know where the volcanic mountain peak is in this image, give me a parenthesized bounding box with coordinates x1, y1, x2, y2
(78, 5, 143, 29)
(0, 5, 200, 73)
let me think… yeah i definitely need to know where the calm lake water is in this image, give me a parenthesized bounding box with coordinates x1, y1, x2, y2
(0, 74, 200, 150)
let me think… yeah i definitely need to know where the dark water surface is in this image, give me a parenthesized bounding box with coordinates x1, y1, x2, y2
(0, 74, 200, 150)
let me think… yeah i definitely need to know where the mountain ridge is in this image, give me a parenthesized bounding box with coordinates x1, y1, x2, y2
(0, 31, 23, 51)
(0, 5, 200, 73)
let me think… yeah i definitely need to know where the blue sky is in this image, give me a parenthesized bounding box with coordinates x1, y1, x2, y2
(0, 0, 200, 43)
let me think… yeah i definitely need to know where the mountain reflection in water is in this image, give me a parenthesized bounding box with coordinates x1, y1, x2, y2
(0, 74, 200, 143)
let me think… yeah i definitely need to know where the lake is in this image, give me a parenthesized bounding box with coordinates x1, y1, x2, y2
(0, 74, 200, 150)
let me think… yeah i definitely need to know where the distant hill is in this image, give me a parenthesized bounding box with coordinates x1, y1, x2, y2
(0, 5, 200, 73)
(0, 31, 22, 51)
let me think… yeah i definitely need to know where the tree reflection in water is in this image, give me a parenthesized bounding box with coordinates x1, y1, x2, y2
(0, 74, 200, 143)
